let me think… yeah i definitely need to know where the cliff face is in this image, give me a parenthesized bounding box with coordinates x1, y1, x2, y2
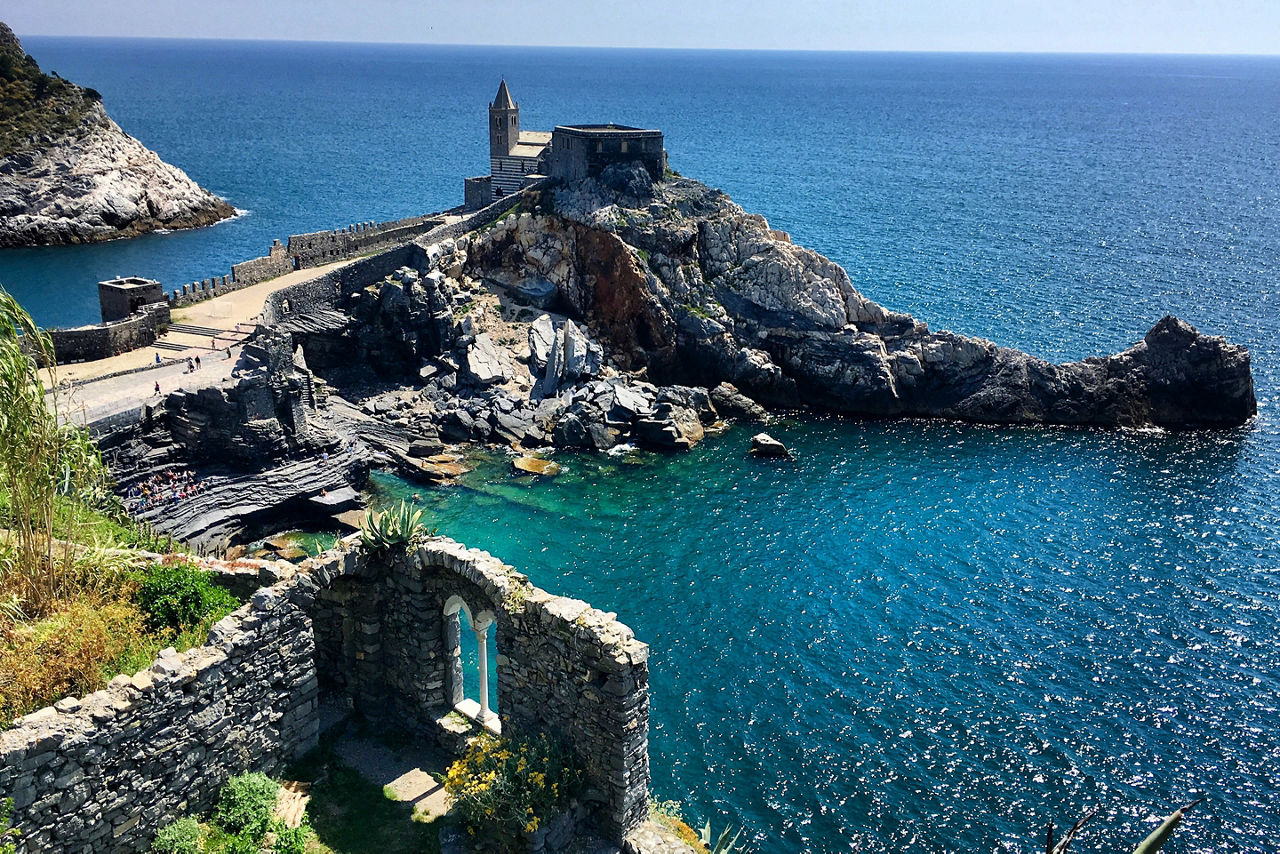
(461, 165, 1255, 429)
(0, 22, 235, 247)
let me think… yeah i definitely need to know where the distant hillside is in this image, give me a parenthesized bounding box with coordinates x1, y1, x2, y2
(0, 22, 104, 156)
(0, 22, 235, 247)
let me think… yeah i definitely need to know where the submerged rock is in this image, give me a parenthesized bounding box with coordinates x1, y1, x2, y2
(513, 456, 562, 476)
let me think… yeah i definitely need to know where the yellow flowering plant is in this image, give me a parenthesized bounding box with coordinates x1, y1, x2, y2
(444, 731, 583, 848)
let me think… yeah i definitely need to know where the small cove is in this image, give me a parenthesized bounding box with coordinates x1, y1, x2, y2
(360, 416, 1278, 850)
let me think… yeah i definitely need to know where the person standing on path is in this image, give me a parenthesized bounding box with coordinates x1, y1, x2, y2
(154, 381, 161, 396)
(195, 355, 201, 370)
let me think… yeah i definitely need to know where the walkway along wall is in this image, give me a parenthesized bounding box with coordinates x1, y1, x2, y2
(0, 536, 650, 851)
(169, 214, 445, 310)
(258, 186, 544, 326)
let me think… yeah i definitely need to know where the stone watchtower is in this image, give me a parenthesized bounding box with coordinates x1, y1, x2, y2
(490, 79, 518, 158)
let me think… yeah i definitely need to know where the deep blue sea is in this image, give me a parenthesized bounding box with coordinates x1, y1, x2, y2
(6, 39, 1279, 852)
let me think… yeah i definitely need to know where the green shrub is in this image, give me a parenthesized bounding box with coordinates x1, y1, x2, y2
(271, 818, 311, 854)
(1, 797, 19, 854)
(444, 731, 582, 844)
(135, 561, 239, 634)
(149, 816, 200, 854)
(221, 833, 260, 854)
(213, 772, 280, 840)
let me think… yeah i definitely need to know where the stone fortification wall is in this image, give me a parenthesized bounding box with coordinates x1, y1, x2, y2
(260, 243, 420, 325)
(0, 583, 319, 853)
(50, 302, 170, 364)
(286, 215, 442, 269)
(230, 239, 292, 287)
(0, 536, 651, 851)
(163, 214, 444, 311)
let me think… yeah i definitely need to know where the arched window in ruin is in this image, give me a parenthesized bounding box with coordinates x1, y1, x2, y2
(444, 595, 500, 731)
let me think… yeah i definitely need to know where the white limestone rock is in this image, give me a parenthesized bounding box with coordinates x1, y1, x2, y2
(0, 102, 234, 247)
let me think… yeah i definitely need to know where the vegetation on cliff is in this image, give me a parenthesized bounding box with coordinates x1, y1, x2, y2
(0, 286, 237, 721)
(0, 22, 102, 157)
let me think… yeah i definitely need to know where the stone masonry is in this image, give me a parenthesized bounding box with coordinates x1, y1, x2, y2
(0, 535, 652, 851)
(0, 584, 318, 853)
(304, 536, 652, 839)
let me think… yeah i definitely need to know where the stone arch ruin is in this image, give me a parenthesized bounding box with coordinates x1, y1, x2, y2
(0, 536, 651, 850)
(306, 537, 652, 837)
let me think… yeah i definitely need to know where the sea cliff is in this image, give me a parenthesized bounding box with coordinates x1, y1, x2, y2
(0, 22, 234, 247)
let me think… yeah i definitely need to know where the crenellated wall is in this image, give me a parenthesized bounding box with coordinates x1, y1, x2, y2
(164, 214, 446, 311)
(0, 536, 652, 851)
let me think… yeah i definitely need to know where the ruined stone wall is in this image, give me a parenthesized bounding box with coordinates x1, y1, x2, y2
(305, 538, 652, 839)
(231, 239, 292, 286)
(0, 583, 319, 853)
(0, 536, 651, 850)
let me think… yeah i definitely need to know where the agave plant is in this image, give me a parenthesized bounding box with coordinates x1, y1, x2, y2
(359, 500, 429, 551)
(700, 821, 746, 854)
(1047, 798, 1202, 854)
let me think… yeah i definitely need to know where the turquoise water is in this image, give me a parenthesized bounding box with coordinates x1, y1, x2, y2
(4, 39, 1279, 850)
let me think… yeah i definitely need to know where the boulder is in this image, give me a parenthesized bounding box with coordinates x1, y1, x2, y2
(750, 432, 791, 458)
(633, 403, 705, 451)
(462, 333, 513, 386)
(528, 314, 556, 370)
(711, 382, 768, 423)
(408, 438, 446, 458)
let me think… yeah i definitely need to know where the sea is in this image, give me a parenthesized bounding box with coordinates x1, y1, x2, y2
(4, 39, 1279, 852)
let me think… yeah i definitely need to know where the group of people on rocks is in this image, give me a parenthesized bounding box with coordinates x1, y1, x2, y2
(126, 469, 206, 511)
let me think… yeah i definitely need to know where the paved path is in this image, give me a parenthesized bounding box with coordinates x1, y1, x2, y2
(47, 257, 361, 427)
(58, 347, 242, 427)
(46, 256, 358, 386)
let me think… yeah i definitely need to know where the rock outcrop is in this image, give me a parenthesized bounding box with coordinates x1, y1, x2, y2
(457, 170, 1254, 429)
(165, 329, 337, 465)
(0, 22, 235, 247)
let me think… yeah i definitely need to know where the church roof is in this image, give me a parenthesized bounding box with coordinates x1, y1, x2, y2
(492, 79, 516, 110)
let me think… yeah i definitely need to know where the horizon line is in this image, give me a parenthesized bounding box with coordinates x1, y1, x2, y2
(16, 32, 1280, 59)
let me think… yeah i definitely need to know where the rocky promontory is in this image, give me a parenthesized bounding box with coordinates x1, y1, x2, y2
(98, 163, 1256, 549)
(456, 166, 1254, 429)
(0, 22, 235, 247)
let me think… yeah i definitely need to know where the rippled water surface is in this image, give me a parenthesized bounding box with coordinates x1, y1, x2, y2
(4, 40, 1279, 850)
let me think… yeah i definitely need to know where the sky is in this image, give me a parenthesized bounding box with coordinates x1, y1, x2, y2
(6, 0, 1280, 54)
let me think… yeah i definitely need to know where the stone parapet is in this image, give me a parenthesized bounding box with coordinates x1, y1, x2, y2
(0, 582, 318, 853)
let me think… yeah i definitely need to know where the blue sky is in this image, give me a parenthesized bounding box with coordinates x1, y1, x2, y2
(7, 0, 1280, 54)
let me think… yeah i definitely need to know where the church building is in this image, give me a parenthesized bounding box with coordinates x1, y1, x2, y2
(464, 80, 666, 210)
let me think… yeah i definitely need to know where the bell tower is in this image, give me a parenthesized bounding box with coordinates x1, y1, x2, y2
(489, 79, 518, 158)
